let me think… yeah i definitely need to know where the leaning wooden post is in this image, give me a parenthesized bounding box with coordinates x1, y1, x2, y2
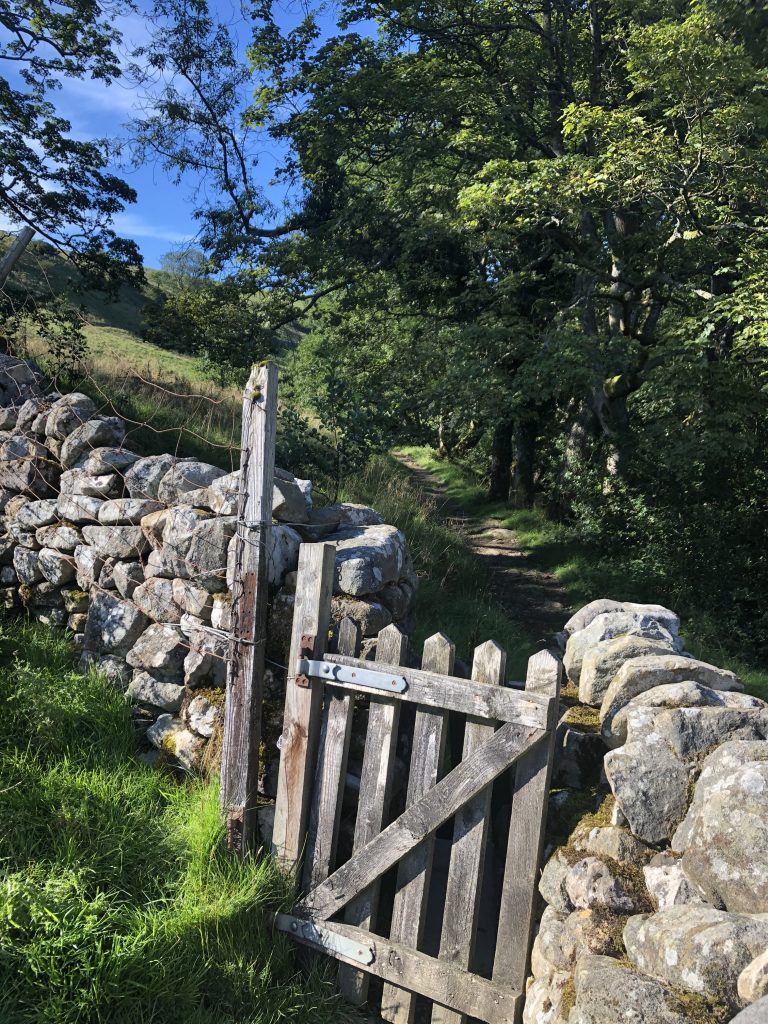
(272, 541, 336, 873)
(220, 362, 278, 856)
(493, 649, 562, 1021)
(0, 226, 34, 290)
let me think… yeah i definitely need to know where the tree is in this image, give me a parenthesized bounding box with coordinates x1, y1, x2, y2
(0, 0, 141, 288)
(158, 247, 209, 293)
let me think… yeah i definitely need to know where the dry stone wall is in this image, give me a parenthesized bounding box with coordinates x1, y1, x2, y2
(0, 355, 416, 779)
(530, 599, 768, 1024)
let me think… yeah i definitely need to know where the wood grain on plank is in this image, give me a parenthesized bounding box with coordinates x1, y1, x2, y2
(271, 542, 336, 871)
(289, 919, 521, 1024)
(381, 632, 454, 1024)
(493, 650, 562, 1020)
(433, 640, 507, 1024)
(337, 623, 408, 1005)
(301, 720, 545, 921)
(303, 617, 361, 891)
(322, 652, 550, 728)
(220, 362, 277, 856)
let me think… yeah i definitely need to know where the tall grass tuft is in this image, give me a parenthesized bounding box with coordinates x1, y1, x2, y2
(0, 615, 359, 1024)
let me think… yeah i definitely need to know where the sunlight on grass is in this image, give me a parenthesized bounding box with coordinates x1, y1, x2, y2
(0, 614, 359, 1024)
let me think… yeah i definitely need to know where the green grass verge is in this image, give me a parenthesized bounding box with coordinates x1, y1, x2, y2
(343, 456, 535, 679)
(0, 614, 359, 1024)
(399, 446, 768, 702)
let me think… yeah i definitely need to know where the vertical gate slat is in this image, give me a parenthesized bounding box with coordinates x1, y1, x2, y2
(493, 650, 562, 1021)
(432, 640, 507, 1024)
(380, 631, 455, 1024)
(303, 617, 361, 891)
(271, 542, 336, 872)
(338, 623, 409, 1006)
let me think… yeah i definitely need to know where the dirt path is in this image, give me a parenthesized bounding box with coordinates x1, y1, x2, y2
(394, 452, 569, 647)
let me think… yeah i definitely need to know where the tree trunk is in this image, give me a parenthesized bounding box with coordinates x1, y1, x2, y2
(488, 419, 514, 501)
(512, 420, 537, 508)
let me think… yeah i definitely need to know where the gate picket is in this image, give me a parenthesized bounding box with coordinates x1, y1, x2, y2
(381, 632, 454, 1024)
(338, 623, 409, 1005)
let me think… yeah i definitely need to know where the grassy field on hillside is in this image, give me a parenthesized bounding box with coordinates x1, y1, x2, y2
(398, 446, 768, 702)
(0, 614, 356, 1024)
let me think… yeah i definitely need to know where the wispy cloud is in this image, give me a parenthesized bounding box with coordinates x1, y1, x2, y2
(112, 211, 193, 245)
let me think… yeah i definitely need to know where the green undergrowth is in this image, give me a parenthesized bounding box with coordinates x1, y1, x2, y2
(399, 447, 768, 702)
(0, 614, 358, 1024)
(342, 455, 535, 679)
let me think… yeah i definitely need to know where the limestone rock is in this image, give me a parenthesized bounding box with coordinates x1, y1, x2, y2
(59, 468, 121, 498)
(126, 672, 185, 712)
(124, 453, 177, 499)
(565, 856, 637, 914)
(184, 516, 236, 580)
(98, 498, 163, 525)
(332, 524, 409, 596)
(211, 593, 231, 631)
(183, 628, 227, 687)
(0, 434, 59, 496)
(272, 474, 309, 523)
(600, 655, 743, 740)
(680, 756, 768, 913)
(82, 591, 149, 657)
(13, 546, 43, 584)
(38, 548, 76, 585)
(15, 499, 58, 530)
(0, 354, 45, 410)
(160, 506, 212, 577)
(331, 594, 393, 637)
(738, 950, 768, 1005)
(564, 599, 680, 637)
(112, 560, 145, 600)
(579, 634, 679, 707)
(82, 447, 140, 475)
(44, 393, 97, 439)
(608, 681, 765, 747)
(565, 612, 683, 687)
(604, 738, 691, 844)
(643, 853, 704, 910)
(172, 578, 213, 620)
(36, 524, 82, 552)
(57, 493, 103, 523)
(157, 460, 225, 504)
(623, 904, 768, 1008)
(227, 523, 301, 589)
(78, 653, 130, 686)
(61, 587, 89, 613)
(729, 998, 768, 1023)
(60, 416, 126, 468)
(296, 505, 343, 542)
(132, 578, 182, 623)
(185, 693, 223, 738)
(568, 954, 695, 1024)
(539, 849, 574, 914)
(74, 544, 104, 589)
(126, 623, 186, 677)
(81, 524, 148, 559)
(578, 825, 651, 865)
(206, 470, 239, 515)
(329, 502, 384, 527)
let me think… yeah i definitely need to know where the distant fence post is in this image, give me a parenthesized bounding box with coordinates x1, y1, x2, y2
(0, 226, 34, 290)
(220, 362, 278, 856)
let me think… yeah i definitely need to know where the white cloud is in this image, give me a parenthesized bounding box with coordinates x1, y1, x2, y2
(111, 211, 193, 244)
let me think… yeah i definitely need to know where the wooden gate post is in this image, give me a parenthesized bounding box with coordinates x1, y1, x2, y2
(493, 649, 562, 1019)
(272, 541, 336, 872)
(220, 362, 277, 856)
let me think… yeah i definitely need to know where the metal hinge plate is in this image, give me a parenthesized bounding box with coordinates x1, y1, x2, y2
(296, 658, 407, 693)
(275, 913, 375, 965)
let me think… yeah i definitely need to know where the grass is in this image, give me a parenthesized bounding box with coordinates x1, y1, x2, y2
(0, 613, 359, 1024)
(399, 446, 768, 702)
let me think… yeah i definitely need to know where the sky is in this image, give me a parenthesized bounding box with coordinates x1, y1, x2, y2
(3, 0, 362, 269)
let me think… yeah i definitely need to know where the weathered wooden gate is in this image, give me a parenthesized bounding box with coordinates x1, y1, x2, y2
(271, 542, 562, 1024)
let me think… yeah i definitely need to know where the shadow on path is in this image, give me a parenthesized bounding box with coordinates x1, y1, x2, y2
(393, 451, 569, 647)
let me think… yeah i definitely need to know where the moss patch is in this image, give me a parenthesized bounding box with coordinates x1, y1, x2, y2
(562, 704, 601, 730)
(670, 990, 731, 1024)
(559, 976, 576, 1019)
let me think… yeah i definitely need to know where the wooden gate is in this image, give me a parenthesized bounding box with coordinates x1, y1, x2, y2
(271, 543, 562, 1024)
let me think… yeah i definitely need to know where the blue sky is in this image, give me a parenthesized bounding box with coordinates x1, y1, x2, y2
(3, 1, 363, 269)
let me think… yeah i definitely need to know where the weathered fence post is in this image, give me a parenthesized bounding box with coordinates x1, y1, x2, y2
(271, 541, 336, 872)
(220, 361, 277, 856)
(0, 226, 34, 290)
